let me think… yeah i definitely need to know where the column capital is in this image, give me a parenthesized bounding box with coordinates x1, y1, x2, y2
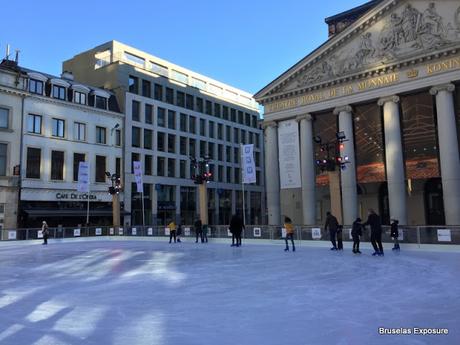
(262, 121, 277, 130)
(333, 105, 352, 115)
(377, 95, 400, 106)
(295, 114, 313, 122)
(429, 83, 455, 96)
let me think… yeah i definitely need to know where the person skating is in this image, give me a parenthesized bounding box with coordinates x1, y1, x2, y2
(283, 217, 295, 252)
(41, 221, 49, 245)
(324, 211, 339, 250)
(194, 219, 203, 243)
(351, 218, 363, 254)
(363, 209, 384, 256)
(229, 214, 244, 247)
(202, 224, 208, 243)
(168, 220, 177, 243)
(337, 225, 343, 250)
(390, 219, 400, 251)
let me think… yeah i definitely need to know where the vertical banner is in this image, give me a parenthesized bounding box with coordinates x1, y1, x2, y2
(133, 161, 143, 193)
(241, 144, 256, 184)
(277, 120, 301, 189)
(77, 161, 90, 193)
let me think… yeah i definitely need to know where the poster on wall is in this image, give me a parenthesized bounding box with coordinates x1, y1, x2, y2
(8, 231, 16, 240)
(118, 227, 123, 235)
(437, 229, 451, 242)
(277, 120, 301, 189)
(184, 227, 191, 236)
(37, 231, 43, 239)
(74, 229, 81, 237)
(312, 228, 321, 239)
(95, 228, 102, 236)
(147, 228, 153, 236)
(165, 227, 170, 236)
(253, 228, 261, 237)
(281, 228, 287, 238)
(109, 228, 114, 235)
(132, 228, 137, 236)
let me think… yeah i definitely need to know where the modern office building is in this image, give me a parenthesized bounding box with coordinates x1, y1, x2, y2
(64, 41, 264, 226)
(255, 0, 460, 226)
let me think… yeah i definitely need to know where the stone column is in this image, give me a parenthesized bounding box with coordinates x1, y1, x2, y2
(263, 121, 281, 225)
(296, 114, 316, 225)
(378, 96, 407, 225)
(334, 105, 358, 225)
(430, 84, 460, 225)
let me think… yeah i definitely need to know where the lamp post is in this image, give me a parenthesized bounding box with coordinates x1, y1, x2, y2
(105, 172, 121, 228)
(189, 155, 212, 226)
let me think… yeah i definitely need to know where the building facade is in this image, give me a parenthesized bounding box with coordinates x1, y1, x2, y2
(64, 41, 265, 226)
(255, 0, 460, 226)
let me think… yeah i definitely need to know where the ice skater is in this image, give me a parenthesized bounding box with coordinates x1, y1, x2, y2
(229, 214, 244, 247)
(194, 219, 203, 243)
(351, 218, 362, 254)
(363, 209, 384, 256)
(41, 221, 49, 245)
(390, 219, 400, 251)
(168, 220, 177, 243)
(283, 217, 295, 252)
(337, 225, 343, 250)
(176, 223, 182, 243)
(202, 224, 208, 243)
(324, 211, 339, 250)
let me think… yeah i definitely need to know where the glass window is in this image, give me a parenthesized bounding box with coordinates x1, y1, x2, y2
(73, 153, 85, 181)
(26, 148, 41, 178)
(124, 52, 145, 66)
(27, 114, 41, 134)
(129, 75, 139, 94)
(218, 124, 223, 140)
(116, 157, 121, 178)
(205, 100, 212, 115)
(0, 144, 6, 176)
(226, 126, 231, 141)
(52, 85, 66, 100)
(29, 79, 43, 94)
(208, 142, 215, 159)
(168, 134, 176, 153)
(180, 160, 187, 179)
(142, 79, 151, 97)
(158, 107, 166, 127)
(0, 107, 9, 128)
(230, 108, 236, 122)
(196, 98, 203, 113)
(157, 157, 165, 176)
(208, 121, 214, 138)
(52, 118, 65, 138)
(252, 115, 258, 128)
(74, 122, 86, 141)
(189, 138, 196, 157)
(132, 126, 141, 147)
(180, 137, 187, 155)
(186, 94, 194, 110)
(200, 141, 206, 157)
(218, 144, 223, 161)
(214, 103, 221, 118)
(131, 153, 140, 173)
(177, 91, 185, 107)
(234, 147, 239, 164)
(132, 100, 140, 121)
(74, 91, 86, 105)
(154, 83, 163, 101)
(168, 110, 176, 129)
(145, 104, 153, 124)
(144, 129, 152, 149)
(218, 165, 223, 182)
(245, 113, 251, 126)
(234, 167, 240, 184)
(157, 132, 165, 151)
(241, 129, 246, 144)
(255, 133, 260, 148)
(180, 113, 187, 132)
(189, 116, 196, 133)
(145, 155, 153, 175)
(238, 111, 244, 124)
(226, 167, 232, 183)
(166, 87, 174, 104)
(168, 158, 175, 177)
(95, 155, 106, 182)
(95, 96, 107, 110)
(200, 119, 206, 136)
(96, 126, 106, 144)
(234, 128, 239, 143)
(115, 129, 122, 146)
(226, 146, 232, 163)
(223, 106, 229, 120)
(255, 152, 260, 167)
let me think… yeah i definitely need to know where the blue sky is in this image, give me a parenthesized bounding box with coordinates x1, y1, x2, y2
(2, 0, 368, 95)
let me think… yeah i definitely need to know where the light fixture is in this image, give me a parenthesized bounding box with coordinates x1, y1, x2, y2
(336, 131, 346, 140)
(313, 136, 322, 144)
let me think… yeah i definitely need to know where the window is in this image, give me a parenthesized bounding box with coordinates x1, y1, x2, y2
(166, 87, 174, 104)
(234, 148, 239, 163)
(27, 114, 42, 134)
(241, 130, 246, 144)
(208, 142, 215, 159)
(180, 160, 186, 178)
(0, 144, 6, 176)
(177, 91, 185, 107)
(168, 158, 175, 177)
(145, 104, 153, 124)
(157, 132, 165, 151)
(168, 134, 176, 153)
(0, 107, 9, 128)
(131, 153, 140, 173)
(223, 106, 229, 120)
(180, 137, 187, 155)
(95, 96, 107, 110)
(132, 100, 140, 121)
(189, 116, 196, 133)
(196, 98, 203, 113)
(142, 80, 151, 97)
(186, 94, 194, 110)
(74, 91, 86, 105)
(73, 153, 85, 181)
(255, 151, 260, 167)
(227, 167, 232, 183)
(124, 52, 145, 66)
(245, 113, 251, 126)
(214, 103, 221, 117)
(157, 157, 165, 176)
(234, 128, 239, 143)
(96, 126, 107, 144)
(205, 100, 212, 115)
(226, 126, 231, 141)
(132, 127, 141, 147)
(145, 155, 153, 175)
(129, 75, 139, 94)
(74, 122, 86, 141)
(234, 168, 240, 184)
(252, 115, 258, 128)
(180, 113, 187, 132)
(115, 129, 122, 146)
(249, 132, 253, 144)
(26, 148, 41, 178)
(95, 155, 106, 182)
(209, 121, 214, 138)
(158, 107, 166, 127)
(255, 133, 260, 148)
(29, 79, 43, 94)
(154, 83, 163, 101)
(238, 111, 244, 124)
(189, 138, 196, 157)
(226, 146, 232, 162)
(200, 141, 206, 157)
(230, 108, 236, 122)
(218, 124, 223, 140)
(116, 157, 121, 178)
(200, 119, 206, 136)
(144, 129, 152, 149)
(52, 118, 65, 138)
(218, 144, 223, 161)
(52, 85, 66, 100)
(168, 110, 176, 129)
(218, 166, 224, 182)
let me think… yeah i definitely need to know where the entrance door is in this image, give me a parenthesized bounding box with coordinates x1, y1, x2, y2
(424, 178, 445, 225)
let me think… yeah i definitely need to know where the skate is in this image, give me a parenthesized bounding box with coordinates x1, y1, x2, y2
(372, 252, 379, 256)
(284, 247, 289, 252)
(378, 252, 384, 256)
(330, 247, 337, 251)
(292, 247, 295, 252)
(177, 239, 181, 243)
(356, 250, 362, 254)
(352, 249, 356, 254)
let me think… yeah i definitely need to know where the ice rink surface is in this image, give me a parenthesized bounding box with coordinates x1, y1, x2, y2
(0, 239, 459, 345)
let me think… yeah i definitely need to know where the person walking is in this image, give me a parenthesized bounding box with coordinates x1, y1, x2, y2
(390, 219, 400, 251)
(229, 214, 244, 247)
(363, 209, 384, 256)
(168, 220, 177, 243)
(324, 212, 339, 250)
(176, 223, 182, 243)
(41, 221, 49, 245)
(351, 218, 363, 254)
(283, 217, 295, 252)
(194, 219, 203, 243)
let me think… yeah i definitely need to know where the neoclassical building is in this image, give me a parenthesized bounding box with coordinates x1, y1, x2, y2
(255, 0, 460, 226)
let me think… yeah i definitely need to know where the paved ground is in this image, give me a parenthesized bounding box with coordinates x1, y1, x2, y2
(0, 239, 459, 345)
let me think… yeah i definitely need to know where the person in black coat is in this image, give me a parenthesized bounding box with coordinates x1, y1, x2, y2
(351, 218, 363, 254)
(194, 219, 203, 243)
(390, 219, 400, 251)
(324, 212, 339, 250)
(229, 214, 244, 247)
(363, 209, 384, 256)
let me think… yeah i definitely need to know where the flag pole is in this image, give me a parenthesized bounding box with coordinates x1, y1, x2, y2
(86, 189, 90, 225)
(240, 144, 246, 227)
(141, 187, 145, 227)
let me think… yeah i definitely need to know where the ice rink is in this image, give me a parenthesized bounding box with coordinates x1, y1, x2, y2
(0, 238, 459, 345)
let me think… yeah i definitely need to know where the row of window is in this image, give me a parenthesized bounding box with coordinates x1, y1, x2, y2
(25, 148, 121, 182)
(129, 76, 259, 128)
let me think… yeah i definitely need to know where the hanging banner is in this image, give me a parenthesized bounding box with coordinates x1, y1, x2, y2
(277, 120, 301, 189)
(241, 144, 256, 184)
(77, 161, 90, 193)
(133, 161, 143, 193)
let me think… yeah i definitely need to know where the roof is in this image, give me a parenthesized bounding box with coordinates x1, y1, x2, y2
(324, 0, 384, 24)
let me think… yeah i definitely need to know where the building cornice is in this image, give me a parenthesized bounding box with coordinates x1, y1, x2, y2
(430, 83, 456, 95)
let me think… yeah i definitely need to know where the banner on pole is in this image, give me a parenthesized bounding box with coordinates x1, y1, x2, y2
(133, 161, 143, 193)
(241, 144, 256, 184)
(77, 161, 90, 193)
(278, 120, 301, 189)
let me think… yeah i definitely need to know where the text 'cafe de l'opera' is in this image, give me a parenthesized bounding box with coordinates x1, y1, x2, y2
(255, 0, 460, 226)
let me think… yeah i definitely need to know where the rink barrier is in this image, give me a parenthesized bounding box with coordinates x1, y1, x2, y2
(1, 225, 460, 246)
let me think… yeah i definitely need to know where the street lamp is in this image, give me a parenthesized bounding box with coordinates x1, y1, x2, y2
(315, 132, 351, 172)
(189, 156, 213, 226)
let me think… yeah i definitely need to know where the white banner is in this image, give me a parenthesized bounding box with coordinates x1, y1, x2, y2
(77, 161, 90, 193)
(8, 231, 16, 240)
(437, 229, 452, 242)
(147, 228, 153, 236)
(74, 229, 81, 237)
(133, 161, 143, 193)
(312, 228, 321, 239)
(165, 227, 170, 236)
(253, 227, 261, 237)
(241, 144, 256, 184)
(281, 228, 287, 238)
(132, 228, 137, 236)
(95, 228, 102, 236)
(37, 230, 43, 239)
(118, 227, 123, 235)
(278, 120, 301, 189)
(109, 227, 114, 235)
(184, 227, 191, 236)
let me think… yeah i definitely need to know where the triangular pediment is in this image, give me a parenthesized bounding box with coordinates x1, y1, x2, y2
(255, 0, 460, 102)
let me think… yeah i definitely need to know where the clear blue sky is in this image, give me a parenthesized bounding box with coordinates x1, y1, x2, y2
(2, 0, 367, 95)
